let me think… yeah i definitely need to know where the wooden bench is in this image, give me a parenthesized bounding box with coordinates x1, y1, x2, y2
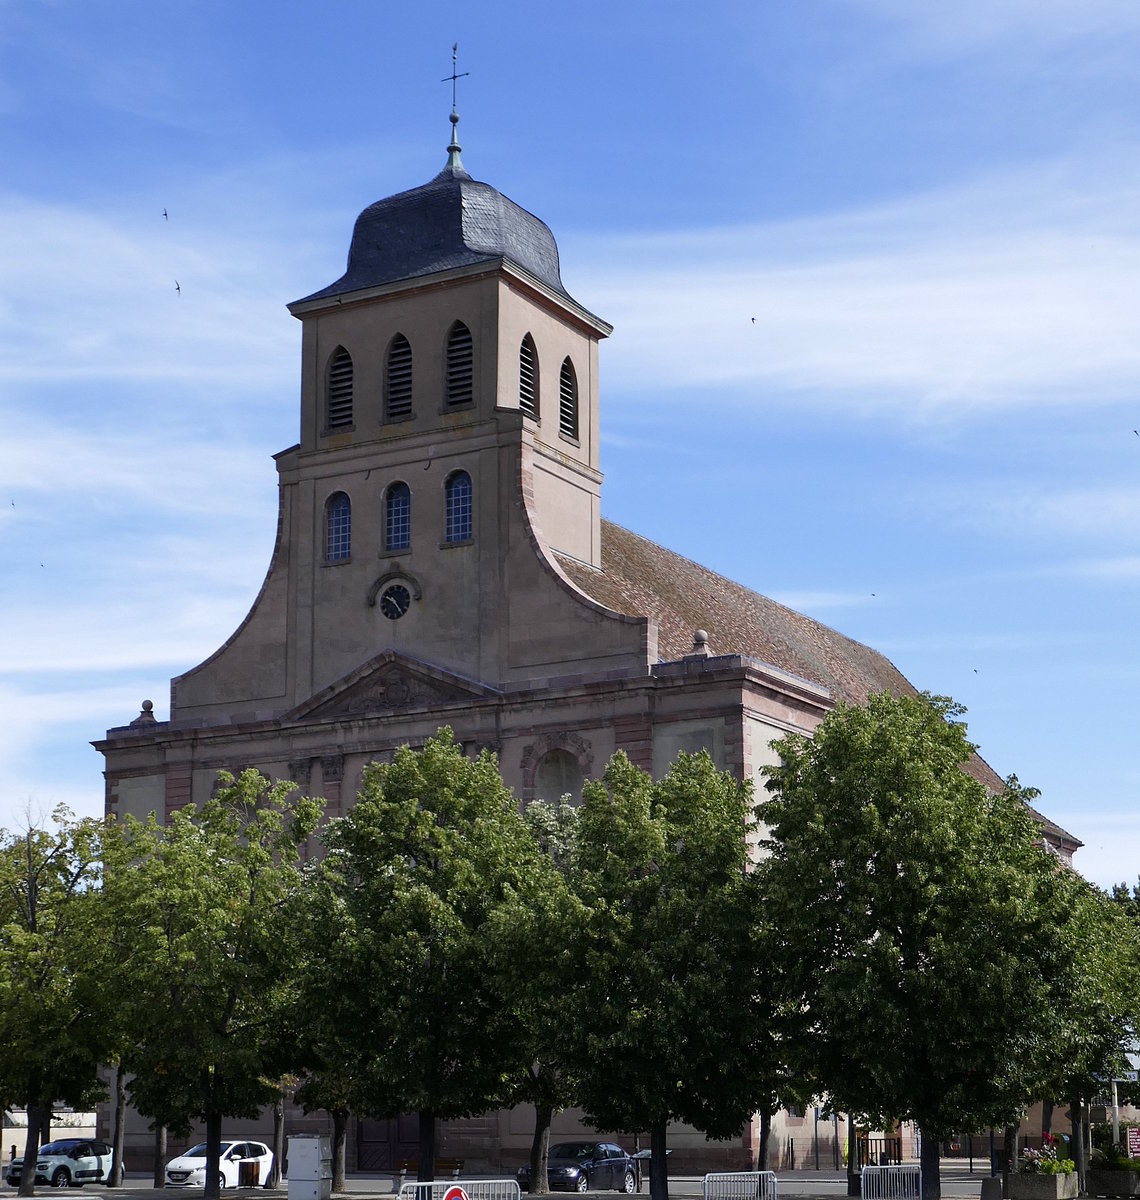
(394, 1159, 465, 1189)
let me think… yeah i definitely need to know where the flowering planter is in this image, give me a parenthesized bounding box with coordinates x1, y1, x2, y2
(1086, 1170, 1140, 1198)
(1007, 1173, 1078, 1200)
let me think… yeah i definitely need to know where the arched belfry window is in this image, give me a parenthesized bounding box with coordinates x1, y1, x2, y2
(558, 357, 578, 439)
(446, 322, 474, 408)
(445, 471, 472, 543)
(519, 334, 538, 419)
(386, 334, 413, 421)
(325, 492, 351, 562)
(385, 481, 411, 552)
(326, 347, 354, 431)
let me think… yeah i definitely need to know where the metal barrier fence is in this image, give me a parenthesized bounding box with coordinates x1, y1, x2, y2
(399, 1180, 522, 1200)
(860, 1164, 921, 1200)
(702, 1170, 778, 1200)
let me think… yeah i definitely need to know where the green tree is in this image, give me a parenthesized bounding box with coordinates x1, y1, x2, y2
(510, 799, 586, 1194)
(568, 751, 767, 1200)
(102, 771, 321, 1200)
(0, 808, 114, 1196)
(759, 692, 1082, 1200)
(1041, 881, 1140, 1187)
(310, 729, 550, 1181)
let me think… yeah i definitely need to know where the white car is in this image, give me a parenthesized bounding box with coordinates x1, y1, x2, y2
(165, 1141, 274, 1189)
(11, 1139, 113, 1188)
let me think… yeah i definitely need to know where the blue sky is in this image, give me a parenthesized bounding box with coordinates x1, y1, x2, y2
(1, 1, 1139, 888)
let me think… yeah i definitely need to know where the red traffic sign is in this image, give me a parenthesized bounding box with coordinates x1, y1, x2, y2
(442, 1187, 470, 1200)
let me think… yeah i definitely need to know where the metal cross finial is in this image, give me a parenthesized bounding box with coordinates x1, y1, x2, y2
(441, 43, 469, 170)
(442, 42, 469, 113)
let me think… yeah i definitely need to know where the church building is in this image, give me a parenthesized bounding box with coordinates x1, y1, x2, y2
(95, 110, 1080, 1172)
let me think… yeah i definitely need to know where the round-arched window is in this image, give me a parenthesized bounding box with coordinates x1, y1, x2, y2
(535, 748, 584, 804)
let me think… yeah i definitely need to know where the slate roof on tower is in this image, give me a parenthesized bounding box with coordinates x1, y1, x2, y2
(295, 158, 578, 307)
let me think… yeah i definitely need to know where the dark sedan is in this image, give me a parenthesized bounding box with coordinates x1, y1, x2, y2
(518, 1141, 638, 1193)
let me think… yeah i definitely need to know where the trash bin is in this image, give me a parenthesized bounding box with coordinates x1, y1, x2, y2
(239, 1162, 261, 1187)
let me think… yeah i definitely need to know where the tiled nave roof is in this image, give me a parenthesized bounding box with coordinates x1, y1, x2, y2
(555, 520, 1081, 850)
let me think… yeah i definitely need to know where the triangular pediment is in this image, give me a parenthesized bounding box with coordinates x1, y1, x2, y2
(287, 651, 501, 723)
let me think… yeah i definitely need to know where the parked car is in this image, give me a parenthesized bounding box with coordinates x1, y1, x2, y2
(164, 1141, 274, 1189)
(6, 1139, 113, 1188)
(517, 1141, 638, 1194)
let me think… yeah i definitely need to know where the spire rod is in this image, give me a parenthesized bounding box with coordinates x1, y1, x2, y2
(442, 42, 469, 172)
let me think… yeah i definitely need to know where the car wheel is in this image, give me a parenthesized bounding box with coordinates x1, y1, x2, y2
(51, 1169, 71, 1189)
(576, 1174, 589, 1194)
(217, 1172, 227, 1191)
(621, 1171, 636, 1194)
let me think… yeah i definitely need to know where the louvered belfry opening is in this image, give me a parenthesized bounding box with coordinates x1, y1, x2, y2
(519, 334, 538, 419)
(327, 347, 354, 430)
(385, 334, 413, 421)
(446, 322, 474, 407)
(559, 357, 578, 438)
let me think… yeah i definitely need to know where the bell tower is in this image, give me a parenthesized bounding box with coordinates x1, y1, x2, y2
(164, 111, 648, 724)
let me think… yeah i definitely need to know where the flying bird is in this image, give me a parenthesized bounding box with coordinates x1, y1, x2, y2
(174, 281, 181, 295)
(163, 208, 168, 220)
(751, 317, 756, 323)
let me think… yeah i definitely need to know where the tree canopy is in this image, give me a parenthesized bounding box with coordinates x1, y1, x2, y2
(102, 771, 321, 1200)
(759, 692, 1108, 1198)
(308, 729, 554, 1180)
(568, 750, 768, 1200)
(0, 809, 114, 1196)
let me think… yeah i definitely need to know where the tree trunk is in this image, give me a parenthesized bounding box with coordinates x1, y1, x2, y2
(19, 1100, 46, 1198)
(109, 1064, 127, 1186)
(153, 1125, 167, 1188)
(1001, 1126, 1016, 1199)
(267, 1091, 285, 1188)
(649, 1118, 669, 1200)
(331, 1108, 348, 1193)
(847, 1119, 860, 1196)
(758, 1107, 771, 1171)
(919, 1130, 941, 1200)
(528, 1101, 553, 1194)
(1041, 1101, 1053, 1138)
(417, 1110, 436, 1182)
(204, 1110, 224, 1200)
(1068, 1099, 1086, 1195)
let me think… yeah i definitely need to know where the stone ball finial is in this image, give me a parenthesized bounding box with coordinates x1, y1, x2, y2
(141, 699, 154, 713)
(694, 629, 709, 647)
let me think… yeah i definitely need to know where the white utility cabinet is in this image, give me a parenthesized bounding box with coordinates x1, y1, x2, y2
(287, 1134, 332, 1200)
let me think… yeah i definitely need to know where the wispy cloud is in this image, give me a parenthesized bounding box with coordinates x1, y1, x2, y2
(0, 190, 313, 390)
(843, 0, 1140, 59)
(576, 155, 1140, 418)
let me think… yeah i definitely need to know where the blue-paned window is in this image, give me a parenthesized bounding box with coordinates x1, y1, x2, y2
(445, 472, 472, 543)
(386, 482, 411, 551)
(326, 492, 351, 561)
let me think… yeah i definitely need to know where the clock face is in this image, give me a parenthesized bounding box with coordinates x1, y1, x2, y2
(379, 583, 411, 620)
